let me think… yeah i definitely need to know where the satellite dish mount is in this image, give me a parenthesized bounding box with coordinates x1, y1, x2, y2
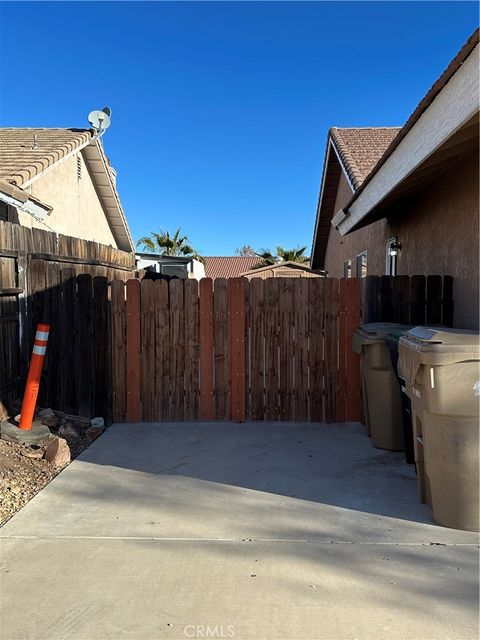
(88, 107, 112, 137)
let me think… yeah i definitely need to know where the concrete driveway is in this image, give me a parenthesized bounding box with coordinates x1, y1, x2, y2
(1, 422, 478, 640)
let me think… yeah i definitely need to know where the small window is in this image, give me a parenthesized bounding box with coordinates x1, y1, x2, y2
(356, 251, 368, 278)
(385, 238, 396, 276)
(76, 155, 82, 180)
(343, 259, 352, 278)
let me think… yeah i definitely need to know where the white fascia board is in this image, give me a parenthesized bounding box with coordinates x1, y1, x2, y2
(310, 141, 332, 261)
(311, 136, 355, 264)
(337, 44, 479, 236)
(85, 141, 135, 252)
(329, 137, 356, 192)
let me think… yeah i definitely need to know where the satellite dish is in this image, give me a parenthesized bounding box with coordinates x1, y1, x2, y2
(88, 108, 111, 133)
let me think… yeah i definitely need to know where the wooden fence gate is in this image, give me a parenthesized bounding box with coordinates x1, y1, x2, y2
(111, 277, 361, 424)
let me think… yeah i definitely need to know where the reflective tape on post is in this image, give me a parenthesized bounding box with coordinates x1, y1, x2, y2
(19, 323, 51, 431)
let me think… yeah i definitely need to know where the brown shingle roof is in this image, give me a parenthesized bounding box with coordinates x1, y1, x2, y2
(204, 256, 261, 279)
(329, 127, 401, 190)
(0, 128, 93, 186)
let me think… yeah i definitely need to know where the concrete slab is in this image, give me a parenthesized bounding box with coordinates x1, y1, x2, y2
(1, 422, 478, 639)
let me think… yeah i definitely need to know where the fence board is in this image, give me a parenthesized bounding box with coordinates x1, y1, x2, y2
(154, 279, 170, 421)
(294, 278, 309, 421)
(392, 275, 410, 324)
(140, 279, 156, 421)
(111, 280, 126, 422)
(199, 278, 214, 420)
(214, 278, 229, 420)
(45, 262, 62, 410)
(426, 275, 442, 325)
(442, 276, 454, 327)
(308, 278, 324, 422)
(410, 275, 426, 325)
(93, 276, 110, 420)
(363, 275, 380, 323)
(264, 278, 279, 421)
(249, 279, 264, 420)
(77, 274, 94, 418)
(170, 279, 185, 421)
(337, 279, 348, 423)
(185, 279, 200, 421)
(61, 268, 78, 414)
(229, 278, 246, 422)
(344, 278, 361, 421)
(126, 279, 141, 422)
(324, 278, 339, 423)
(278, 279, 294, 421)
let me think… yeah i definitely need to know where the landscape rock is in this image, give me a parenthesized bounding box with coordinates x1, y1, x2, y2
(20, 446, 44, 459)
(85, 426, 103, 443)
(38, 408, 58, 429)
(44, 438, 70, 467)
(90, 417, 105, 429)
(58, 423, 79, 439)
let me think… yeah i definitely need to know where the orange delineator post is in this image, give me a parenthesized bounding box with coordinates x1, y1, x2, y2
(19, 323, 50, 431)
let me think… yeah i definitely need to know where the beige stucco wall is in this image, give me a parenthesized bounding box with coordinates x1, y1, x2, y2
(324, 152, 479, 329)
(18, 151, 118, 247)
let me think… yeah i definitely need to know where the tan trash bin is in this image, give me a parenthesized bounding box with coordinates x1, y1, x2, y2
(398, 327, 480, 531)
(353, 323, 412, 451)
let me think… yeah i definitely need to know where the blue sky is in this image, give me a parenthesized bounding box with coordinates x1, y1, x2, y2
(0, 2, 477, 256)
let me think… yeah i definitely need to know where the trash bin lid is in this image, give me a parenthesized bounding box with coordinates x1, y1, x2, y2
(398, 326, 480, 383)
(352, 323, 413, 353)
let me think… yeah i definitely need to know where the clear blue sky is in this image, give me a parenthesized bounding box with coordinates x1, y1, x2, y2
(0, 2, 477, 256)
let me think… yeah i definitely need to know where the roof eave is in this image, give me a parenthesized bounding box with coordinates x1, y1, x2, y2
(82, 140, 135, 252)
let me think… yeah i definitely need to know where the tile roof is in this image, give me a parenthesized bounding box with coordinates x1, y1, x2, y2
(329, 127, 401, 190)
(0, 128, 93, 186)
(204, 256, 261, 279)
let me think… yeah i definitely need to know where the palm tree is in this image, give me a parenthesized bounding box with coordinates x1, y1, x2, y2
(253, 245, 309, 268)
(234, 245, 257, 257)
(275, 245, 309, 264)
(253, 249, 277, 267)
(137, 228, 204, 262)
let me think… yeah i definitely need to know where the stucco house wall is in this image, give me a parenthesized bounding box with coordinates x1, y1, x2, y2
(18, 152, 118, 247)
(324, 152, 479, 329)
(389, 152, 479, 329)
(324, 172, 390, 278)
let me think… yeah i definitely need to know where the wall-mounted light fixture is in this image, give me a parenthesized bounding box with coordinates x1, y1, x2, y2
(389, 238, 402, 257)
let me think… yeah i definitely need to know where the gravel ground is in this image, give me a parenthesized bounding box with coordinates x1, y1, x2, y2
(0, 414, 96, 527)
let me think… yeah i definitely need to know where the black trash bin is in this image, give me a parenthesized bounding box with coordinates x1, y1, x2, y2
(386, 330, 414, 464)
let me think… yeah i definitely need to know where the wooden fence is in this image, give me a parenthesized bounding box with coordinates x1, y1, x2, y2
(0, 221, 135, 417)
(362, 275, 453, 326)
(111, 277, 362, 423)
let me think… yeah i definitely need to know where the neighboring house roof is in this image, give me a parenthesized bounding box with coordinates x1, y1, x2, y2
(204, 256, 260, 279)
(329, 128, 400, 190)
(0, 127, 134, 252)
(335, 28, 479, 236)
(311, 127, 399, 269)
